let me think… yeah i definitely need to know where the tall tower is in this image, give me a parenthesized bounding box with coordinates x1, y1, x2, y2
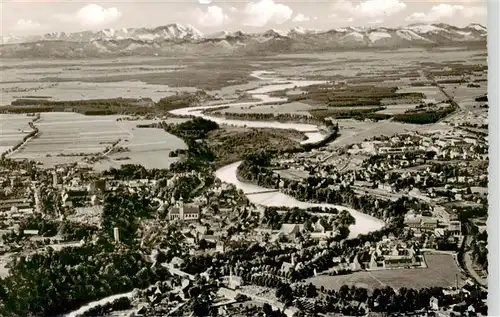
(53, 172, 58, 188)
(113, 227, 120, 243)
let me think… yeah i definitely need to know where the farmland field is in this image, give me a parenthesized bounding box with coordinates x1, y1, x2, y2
(0, 114, 35, 154)
(376, 104, 419, 115)
(8, 112, 187, 169)
(307, 253, 466, 291)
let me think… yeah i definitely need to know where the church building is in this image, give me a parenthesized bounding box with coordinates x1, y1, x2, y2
(168, 197, 200, 222)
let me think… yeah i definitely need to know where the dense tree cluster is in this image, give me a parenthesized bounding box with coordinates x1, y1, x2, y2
(208, 111, 333, 127)
(100, 191, 154, 246)
(287, 85, 424, 109)
(239, 151, 419, 222)
(103, 164, 171, 180)
(0, 243, 170, 316)
(164, 117, 219, 141)
(3, 98, 155, 116)
(299, 284, 487, 316)
(309, 107, 391, 122)
(156, 91, 211, 112)
(393, 106, 455, 124)
(469, 227, 488, 272)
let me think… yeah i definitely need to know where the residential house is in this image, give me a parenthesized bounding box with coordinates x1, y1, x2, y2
(216, 241, 225, 253)
(280, 255, 296, 274)
(170, 257, 184, 268)
(430, 297, 439, 311)
(279, 224, 304, 240)
(404, 216, 422, 230)
(89, 179, 107, 194)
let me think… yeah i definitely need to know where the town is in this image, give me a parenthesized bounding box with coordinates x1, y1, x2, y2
(0, 102, 488, 317)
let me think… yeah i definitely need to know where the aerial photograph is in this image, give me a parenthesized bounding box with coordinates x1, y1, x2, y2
(0, 0, 490, 316)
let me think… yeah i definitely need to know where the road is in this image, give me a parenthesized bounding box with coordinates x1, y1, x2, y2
(460, 228, 488, 289)
(464, 251, 488, 288)
(31, 182, 42, 213)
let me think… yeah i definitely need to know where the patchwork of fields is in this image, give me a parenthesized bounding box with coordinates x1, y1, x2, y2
(7, 112, 187, 169)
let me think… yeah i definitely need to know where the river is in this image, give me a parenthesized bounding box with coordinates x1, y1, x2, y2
(169, 71, 327, 145)
(172, 70, 385, 238)
(63, 70, 384, 317)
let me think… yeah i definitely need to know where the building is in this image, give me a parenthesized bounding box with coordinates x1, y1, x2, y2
(89, 179, 107, 194)
(0, 198, 30, 212)
(279, 224, 304, 240)
(383, 256, 418, 269)
(168, 198, 200, 222)
(404, 212, 439, 231)
(113, 227, 120, 243)
(61, 189, 90, 207)
(430, 297, 439, 311)
(280, 254, 296, 274)
(216, 241, 225, 253)
(421, 217, 439, 230)
(447, 220, 462, 236)
(52, 173, 58, 187)
(404, 216, 422, 230)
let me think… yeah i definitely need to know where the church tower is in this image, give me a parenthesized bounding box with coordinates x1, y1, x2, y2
(178, 197, 184, 220)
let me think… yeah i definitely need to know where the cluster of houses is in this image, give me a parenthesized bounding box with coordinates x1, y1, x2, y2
(351, 130, 487, 161)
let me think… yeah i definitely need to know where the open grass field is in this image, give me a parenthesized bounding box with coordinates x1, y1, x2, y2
(307, 253, 466, 291)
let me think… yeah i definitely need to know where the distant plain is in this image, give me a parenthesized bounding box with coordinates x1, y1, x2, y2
(0, 47, 487, 169)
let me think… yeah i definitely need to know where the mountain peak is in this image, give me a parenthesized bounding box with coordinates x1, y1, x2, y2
(466, 23, 486, 31)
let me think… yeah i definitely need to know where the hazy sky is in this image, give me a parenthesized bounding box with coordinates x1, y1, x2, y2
(0, 0, 488, 36)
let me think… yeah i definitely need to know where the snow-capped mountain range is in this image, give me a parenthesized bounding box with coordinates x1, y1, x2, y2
(0, 22, 487, 58)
